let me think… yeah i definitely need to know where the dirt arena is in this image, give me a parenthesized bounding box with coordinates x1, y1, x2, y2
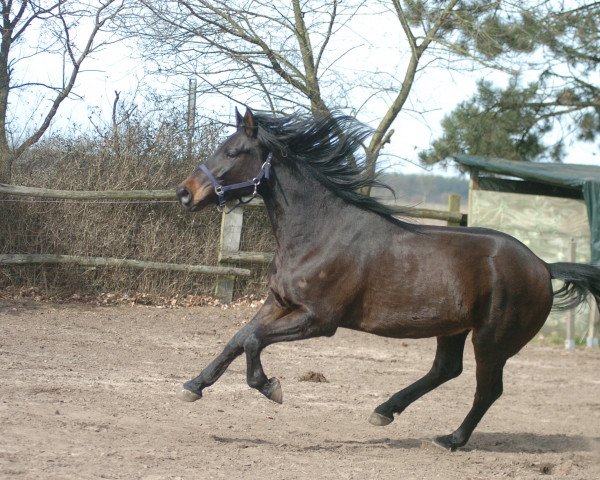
(1, 300, 599, 479)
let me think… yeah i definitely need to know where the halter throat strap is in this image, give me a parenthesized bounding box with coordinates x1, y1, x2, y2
(198, 152, 272, 212)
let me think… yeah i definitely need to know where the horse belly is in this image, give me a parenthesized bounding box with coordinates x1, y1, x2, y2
(343, 293, 475, 339)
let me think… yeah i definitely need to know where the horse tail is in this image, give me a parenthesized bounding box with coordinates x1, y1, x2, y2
(548, 262, 600, 311)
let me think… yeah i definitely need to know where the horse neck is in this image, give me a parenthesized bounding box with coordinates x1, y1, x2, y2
(260, 160, 348, 249)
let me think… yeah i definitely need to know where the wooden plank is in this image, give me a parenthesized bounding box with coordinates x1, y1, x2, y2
(0, 183, 174, 201)
(0, 184, 465, 223)
(446, 194, 462, 227)
(400, 207, 464, 223)
(219, 251, 274, 264)
(241, 197, 465, 223)
(0, 254, 250, 276)
(215, 208, 245, 303)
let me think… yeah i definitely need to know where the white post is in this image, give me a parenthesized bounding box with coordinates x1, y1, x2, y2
(587, 295, 599, 348)
(565, 238, 576, 351)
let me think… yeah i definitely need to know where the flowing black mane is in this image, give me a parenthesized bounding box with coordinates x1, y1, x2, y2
(252, 111, 401, 218)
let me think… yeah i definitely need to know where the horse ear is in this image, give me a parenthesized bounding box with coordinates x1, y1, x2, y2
(235, 107, 244, 130)
(242, 108, 257, 138)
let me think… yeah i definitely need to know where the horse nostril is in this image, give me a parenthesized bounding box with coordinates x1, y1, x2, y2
(176, 186, 192, 207)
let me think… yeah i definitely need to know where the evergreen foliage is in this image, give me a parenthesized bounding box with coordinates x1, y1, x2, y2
(420, 1, 599, 165)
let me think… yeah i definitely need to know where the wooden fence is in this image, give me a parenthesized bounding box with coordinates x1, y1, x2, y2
(0, 183, 466, 302)
(0, 183, 251, 279)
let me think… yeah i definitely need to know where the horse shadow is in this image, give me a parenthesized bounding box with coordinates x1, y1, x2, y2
(211, 432, 599, 454)
(464, 431, 600, 453)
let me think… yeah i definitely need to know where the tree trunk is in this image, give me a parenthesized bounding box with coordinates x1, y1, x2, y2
(0, 148, 13, 183)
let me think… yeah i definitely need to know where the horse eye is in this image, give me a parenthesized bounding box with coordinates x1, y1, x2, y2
(225, 148, 251, 158)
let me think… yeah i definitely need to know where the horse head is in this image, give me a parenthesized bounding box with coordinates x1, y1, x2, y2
(176, 108, 270, 211)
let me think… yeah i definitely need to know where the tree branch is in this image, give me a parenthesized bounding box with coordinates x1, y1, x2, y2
(15, 0, 122, 157)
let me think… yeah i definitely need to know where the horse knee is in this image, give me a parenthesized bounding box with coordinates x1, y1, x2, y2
(243, 333, 261, 354)
(433, 360, 463, 381)
(446, 362, 463, 379)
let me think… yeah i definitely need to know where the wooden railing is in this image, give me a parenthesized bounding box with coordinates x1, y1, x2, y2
(0, 183, 174, 201)
(1, 183, 466, 302)
(0, 183, 251, 278)
(0, 253, 250, 277)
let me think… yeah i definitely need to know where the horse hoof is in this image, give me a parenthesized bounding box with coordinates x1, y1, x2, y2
(266, 377, 283, 404)
(431, 435, 458, 452)
(176, 387, 202, 402)
(368, 412, 393, 426)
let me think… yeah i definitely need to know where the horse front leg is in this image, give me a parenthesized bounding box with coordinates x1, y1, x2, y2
(243, 306, 335, 404)
(176, 295, 288, 402)
(370, 331, 469, 426)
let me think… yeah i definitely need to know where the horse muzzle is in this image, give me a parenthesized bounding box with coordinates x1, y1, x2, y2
(176, 177, 213, 211)
(176, 185, 193, 208)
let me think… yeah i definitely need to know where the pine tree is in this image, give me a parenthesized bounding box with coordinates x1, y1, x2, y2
(420, 0, 599, 164)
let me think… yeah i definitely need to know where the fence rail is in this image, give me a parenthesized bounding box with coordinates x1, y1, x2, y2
(0, 184, 245, 280)
(0, 254, 250, 277)
(1, 184, 466, 302)
(0, 183, 174, 201)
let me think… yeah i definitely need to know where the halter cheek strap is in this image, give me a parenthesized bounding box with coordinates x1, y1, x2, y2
(198, 152, 272, 212)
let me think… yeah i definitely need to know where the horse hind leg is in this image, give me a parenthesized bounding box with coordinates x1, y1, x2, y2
(433, 298, 549, 451)
(433, 357, 505, 451)
(370, 331, 469, 426)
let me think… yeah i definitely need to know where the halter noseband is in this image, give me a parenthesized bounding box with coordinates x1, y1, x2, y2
(198, 152, 272, 213)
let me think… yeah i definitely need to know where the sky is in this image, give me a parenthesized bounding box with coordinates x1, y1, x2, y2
(14, 2, 599, 178)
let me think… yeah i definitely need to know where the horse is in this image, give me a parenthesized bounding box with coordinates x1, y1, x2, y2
(175, 108, 600, 451)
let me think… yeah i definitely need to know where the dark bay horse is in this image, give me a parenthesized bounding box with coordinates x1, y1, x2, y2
(176, 108, 600, 451)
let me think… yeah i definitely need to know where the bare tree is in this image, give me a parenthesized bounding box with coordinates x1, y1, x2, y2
(128, 1, 526, 186)
(0, 0, 124, 183)
(129, 1, 352, 114)
(127, 1, 472, 183)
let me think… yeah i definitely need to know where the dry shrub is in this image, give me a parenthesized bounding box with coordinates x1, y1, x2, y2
(0, 102, 272, 301)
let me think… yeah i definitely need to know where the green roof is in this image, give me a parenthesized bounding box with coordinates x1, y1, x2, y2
(453, 155, 600, 189)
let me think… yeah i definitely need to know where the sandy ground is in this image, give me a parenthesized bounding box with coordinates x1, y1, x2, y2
(1, 300, 599, 479)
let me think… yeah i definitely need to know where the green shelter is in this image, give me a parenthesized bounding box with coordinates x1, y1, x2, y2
(453, 155, 600, 265)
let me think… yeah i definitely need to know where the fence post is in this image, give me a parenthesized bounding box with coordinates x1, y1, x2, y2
(587, 296, 599, 348)
(215, 207, 244, 303)
(565, 238, 576, 351)
(447, 194, 461, 227)
(186, 78, 197, 162)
